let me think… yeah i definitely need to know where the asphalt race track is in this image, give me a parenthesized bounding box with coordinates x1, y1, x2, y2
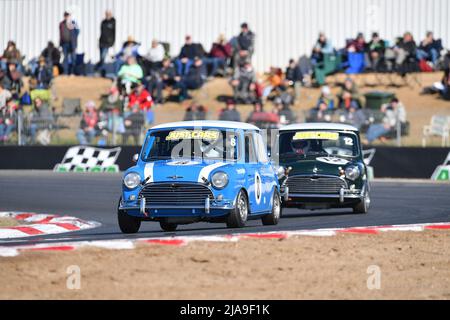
(0, 171, 449, 246)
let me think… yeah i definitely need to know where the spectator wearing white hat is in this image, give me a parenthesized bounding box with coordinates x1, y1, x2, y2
(315, 85, 335, 109)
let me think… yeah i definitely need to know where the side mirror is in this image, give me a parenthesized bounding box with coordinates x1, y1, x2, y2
(132, 154, 139, 163)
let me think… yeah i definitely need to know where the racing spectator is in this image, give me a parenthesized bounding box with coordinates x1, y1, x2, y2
(246, 101, 263, 123)
(27, 97, 54, 145)
(337, 78, 361, 109)
(2, 61, 23, 97)
(365, 98, 407, 144)
(285, 58, 303, 101)
(114, 36, 141, 73)
(315, 85, 335, 109)
(30, 56, 53, 90)
(175, 57, 207, 102)
(311, 32, 334, 65)
(261, 67, 283, 100)
(346, 32, 366, 53)
(206, 34, 232, 77)
(365, 32, 386, 71)
(230, 61, 257, 104)
(274, 97, 296, 125)
(41, 41, 62, 74)
(122, 103, 145, 145)
(145, 39, 165, 70)
(308, 100, 333, 122)
(128, 83, 153, 124)
(0, 83, 12, 109)
(219, 100, 241, 122)
(128, 83, 153, 112)
(183, 101, 207, 121)
(76, 101, 98, 145)
(341, 103, 367, 130)
(147, 57, 177, 104)
(232, 23, 255, 68)
(97, 10, 116, 71)
(285, 58, 302, 86)
(0, 97, 16, 143)
(1, 41, 22, 71)
(118, 56, 144, 94)
(416, 31, 443, 67)
(175, 35, 206, 77)
(59, 11, 80, 75)
(391, 32, 418, 75)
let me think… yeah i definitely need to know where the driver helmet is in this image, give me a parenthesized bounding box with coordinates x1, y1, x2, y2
(291, 139, 310, 154)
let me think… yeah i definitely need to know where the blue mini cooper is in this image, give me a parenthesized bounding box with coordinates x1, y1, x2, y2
(118, 120, 282, 233)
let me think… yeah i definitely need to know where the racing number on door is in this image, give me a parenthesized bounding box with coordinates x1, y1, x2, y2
(255, 171, 262, 205)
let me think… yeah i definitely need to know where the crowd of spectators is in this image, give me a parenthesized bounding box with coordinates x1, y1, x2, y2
(0, 8, 448, 145)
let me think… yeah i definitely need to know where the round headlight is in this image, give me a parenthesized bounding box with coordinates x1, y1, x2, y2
(345, 166, 361, 181)
(275, 166, 286, 179)
(211, 171, 229, 189)
(123, 172, 141, 189)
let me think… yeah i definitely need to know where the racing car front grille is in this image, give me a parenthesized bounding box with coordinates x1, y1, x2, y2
(287, 175, 348, 194)
(139, 183, 214, 206)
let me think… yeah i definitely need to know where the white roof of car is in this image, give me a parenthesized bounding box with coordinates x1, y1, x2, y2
(280, 122, 359, 132)
(151, 120, 259, 131)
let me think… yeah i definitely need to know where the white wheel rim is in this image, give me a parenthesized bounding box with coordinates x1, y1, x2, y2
(273, 194, 280, 219)
(238, 194, 248, 221)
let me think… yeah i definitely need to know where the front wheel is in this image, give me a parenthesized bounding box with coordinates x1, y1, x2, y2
(353, 192, 370, 214)
(118, 198, 141, 233)
(160, 220, 178, 232)
(262, 190, 281, 225)
(226, 190, 248, 228)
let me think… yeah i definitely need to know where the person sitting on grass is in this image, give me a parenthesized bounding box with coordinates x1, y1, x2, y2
(147, 57, 177, 104)
(315, 85, 335, 110)
(122, 103, 145, 145)
(183, 101, 207, 121)
(230, 61, 257, 104)
(27, 97, 54, 145)
(364, 98, 406, 144)
(128, 83, 153, 125)
(175, 57, 207, 102)
(30, 56, 53, 90)
(207, 34, 232, 77)
(0, 97, 16, 144)
(337, 78, 361, 109)
(219, 100, 241, 122)
(118, 56, 144, 95)
(76, 101, 98, 145)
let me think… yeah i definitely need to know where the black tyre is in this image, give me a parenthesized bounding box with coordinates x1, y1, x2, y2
(160, 220, 178, 232)
(118, 198, 141, 233)
(353, 191, 370, 214)
(226, 190, 248, 228)
(262, 190, 281, 225)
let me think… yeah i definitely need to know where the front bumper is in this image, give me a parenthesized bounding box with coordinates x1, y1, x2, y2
(280, 185, 364, 206)
(119, 198, 235, 218)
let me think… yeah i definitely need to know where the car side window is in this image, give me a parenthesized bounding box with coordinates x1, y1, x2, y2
(255, 133, 269, 164)
(244, 133, 257, 163)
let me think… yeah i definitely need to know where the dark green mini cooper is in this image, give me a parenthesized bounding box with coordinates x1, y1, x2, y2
(276, 123, 370, 213)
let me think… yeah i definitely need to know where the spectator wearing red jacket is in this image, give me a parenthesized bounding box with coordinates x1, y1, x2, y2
(128, 83, 154, 125)
(128, 83, 153, 111)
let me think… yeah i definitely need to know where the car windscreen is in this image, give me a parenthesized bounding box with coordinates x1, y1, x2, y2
(141, 129, 239, 161)
(278, 130, 359, 159)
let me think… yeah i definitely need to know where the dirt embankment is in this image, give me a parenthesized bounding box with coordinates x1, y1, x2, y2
(1, 230, 449, 299)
